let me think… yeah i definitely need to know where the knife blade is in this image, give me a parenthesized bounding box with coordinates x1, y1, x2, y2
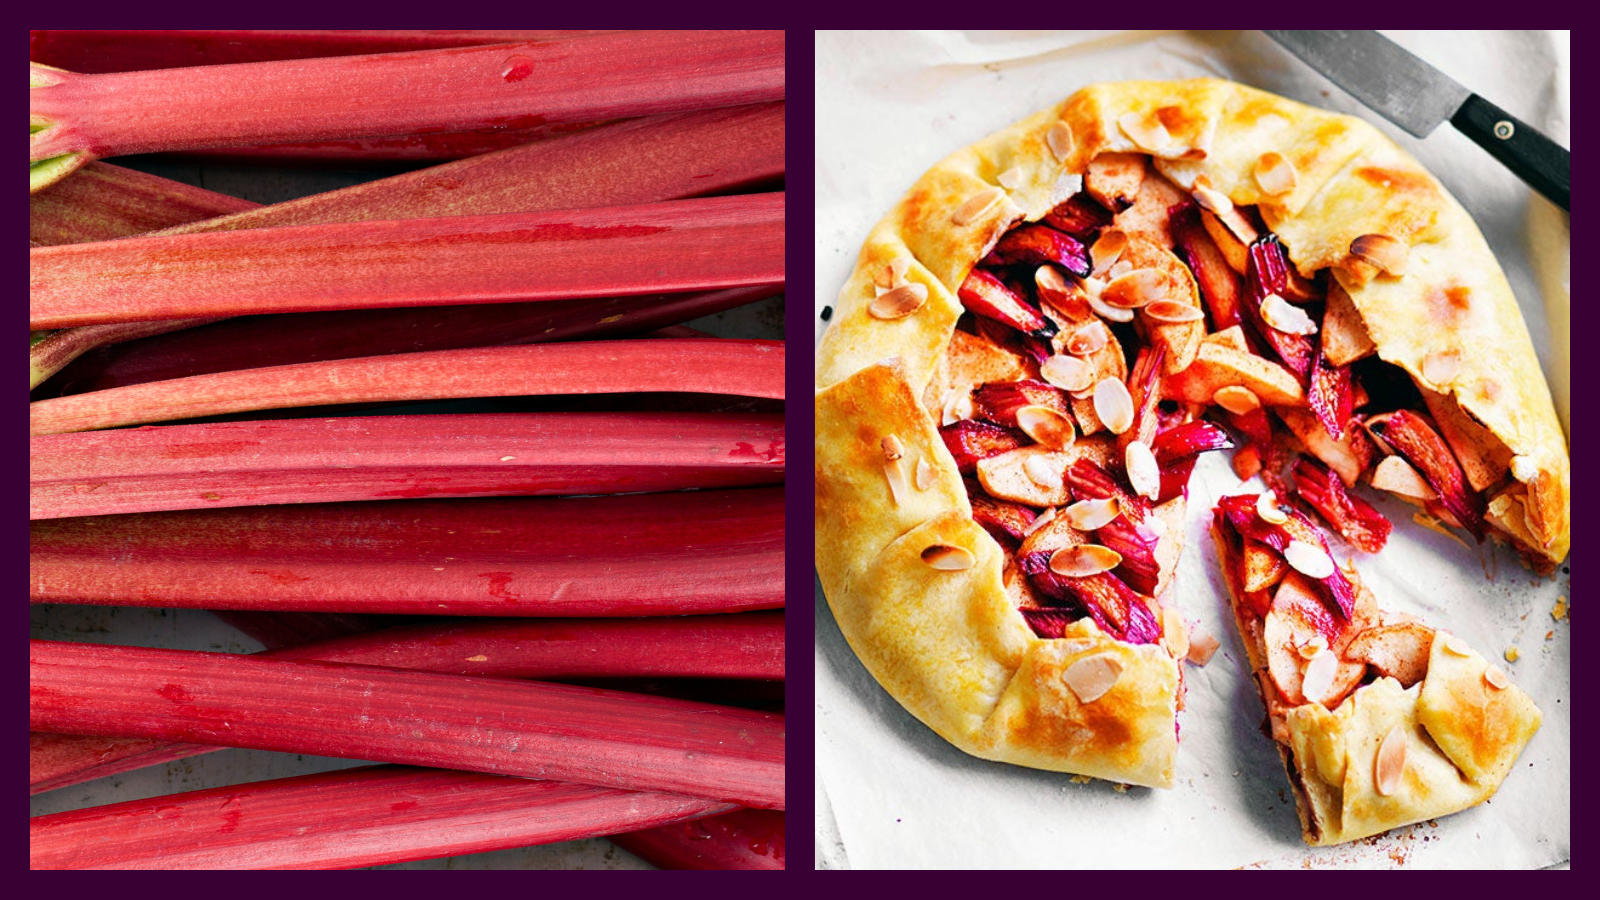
(1265, 30, 1569, 210)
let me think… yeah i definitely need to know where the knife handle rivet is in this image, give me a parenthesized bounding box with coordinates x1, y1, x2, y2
(1494, 121, 1515, 140)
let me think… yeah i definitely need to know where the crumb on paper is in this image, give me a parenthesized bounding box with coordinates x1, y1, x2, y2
(1552, 596, 1567, 621)
(1069, 774, 1093, 784)
(1504, 646, 1521, 663)
(1186, 631, 1221, 665)
(1545, 630, 1555, 641)
(1112, 783, 1129, 793)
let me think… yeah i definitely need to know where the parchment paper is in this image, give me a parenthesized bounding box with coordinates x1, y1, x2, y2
(814, 30, 1570, 869)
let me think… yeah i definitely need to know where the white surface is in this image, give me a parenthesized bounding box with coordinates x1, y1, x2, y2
(814, 30, 1570, 869)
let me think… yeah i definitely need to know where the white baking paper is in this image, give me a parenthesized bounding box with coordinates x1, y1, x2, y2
(814, 29, 1570, 869)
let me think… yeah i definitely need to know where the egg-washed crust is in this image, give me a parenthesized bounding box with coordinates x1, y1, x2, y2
(815, 79, 1567, 789)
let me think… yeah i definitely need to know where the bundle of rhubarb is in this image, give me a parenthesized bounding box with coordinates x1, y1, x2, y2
(30, 30, 786, 871)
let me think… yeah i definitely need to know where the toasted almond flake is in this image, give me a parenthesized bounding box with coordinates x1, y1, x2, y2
(881, 434, 905, 461)
(1023, 506, 1057, 537)
(1101, 268, 1168, 310)
(1017, 405, 1077, 451)
(1421, 349, 1461, 386)
(1117, 112, 1173, 155)
(874, 256, 911, 290)
(1023, 454, 1057, 487)
(1374, 725, 1407, 795)
(1063, 497, 1121, 531)
(1256, 492, 1289, 524)
(997, 166, 1026, 191)
(914, 456, 935, 491)
(1259, 293, 1318, 335)
(1186, 631, 1221, 665)
(883, 459, 910, 506)
(1063, 654, 1124, 703)
(1034, 265, 1074, 310)
(1193, 184, 1234, 216)
(1125, 440, 1160, 500)
(1047, 121, 1075, 161)
(1106, 259, 1134, 280)
(1284, 540, 1335, 579)
(1090, 229, 1127, 275)
(921, 544, 975, 570)
(1371, 455, 1437, 500)
(1441, 635, 1472, 656)
(1066, 321, 1110, 356)
(1484, 664, 1509, 690)
(953, 186, 1004, 226)
(1254, 152, 1299, 196)
(1209, 205, 1260, 245)
(1503, 646, 1520, 663)
(1297, 634, 1330, 661)
(1350, 234, 1409, 276)
(1085, 289, 1135, 323)
(1040, 354, 1095, 392)
(1050, 544, 1124, 577)
(1510, 454, 1539, 483)
(1143, 299, 1204, 323)
(941, 390, 976, 427)
(1212, 385, 1262, 415)
(868, 282, 929, 319)
(1162, 607, 1190, 659)
(1300, 647, 1339, 706)
(1094, 377, 1136, 435)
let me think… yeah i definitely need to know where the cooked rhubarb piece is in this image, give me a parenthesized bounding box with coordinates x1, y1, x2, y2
(1121, 344, 1167, 449)
(968, 486, 1038, 550)
(1307, 347, 1354, 440)
(1171, 202, 1242, 329)
(983, 224, 1092, 277)
(30, 763, 734, 870)
(1151, 420, 1234, 502)
(1042, 193, 1114, 238)
(610, 807, 785, 870)
(1019, 607, 1081, 640)
(1019, 562, 1160, 645)
(1066, 460, 1161, 596)
(1240, 235, 1314, 378)
(973, 379, 1072, 429)
(1368, 410, 1487, 538)
(939, 419, 1028, 473)
(957, 269, 1058, 339)
(1215, 493, 1358, 620)
(1291, 457, 1391, 553)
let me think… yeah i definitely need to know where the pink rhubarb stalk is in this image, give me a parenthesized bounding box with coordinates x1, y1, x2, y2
(29, 102, 786, 387)
(164, 123, 615, 166)
(39, 286, 777, 397)
(30, 640, 787, 809)
(31, 411, 784, 518)
(29, 338, 785, 435)
(31, 763, 734, 870)
(30, 30, 785, 191)
(611, 808, 786, 870)
(29, 161, 258, 245)
(32, 612, 783, 795)
(31, 486, 784, 616)
(30, 193, 785, 330)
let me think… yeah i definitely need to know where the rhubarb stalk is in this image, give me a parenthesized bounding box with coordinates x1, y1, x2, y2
(30, 193, 786, 330)
(31, 487, 784, 616)
(30, 640, 787, 809)
(30, 30, 785, 192)
(30, 338, 785, 435)
(32, 411, 784, 518)
(31, 763, 735, 870)
(29, 160, 258, 245)
(611, 808, 786, 870)
(31, 612, 784, 795)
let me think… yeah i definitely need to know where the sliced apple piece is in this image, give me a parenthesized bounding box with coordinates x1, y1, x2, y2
(1367, 410, 1486, 539)
(1263, 573, 1367, 708)
(1418, 387, 1514, 493)
(1112, 165, 1189, 248)
(1042, 193, 1114, 239)
(1172, 203, 1242, 330)
(1119, 232, 1203, 373)
(1199, 207, 1251, 274)
(1321, 280, 1376, 366)
(1242, 539, 1288, 593)
(1164, 340, 1305, 408)
(1151, 496, 1187, 597)
(1085, 152, 1146, 211)
(1276, 407, 1372, 488)
(1344, 622, 1435, 688)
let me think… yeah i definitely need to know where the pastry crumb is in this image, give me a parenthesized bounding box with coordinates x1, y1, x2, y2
(1069, 774, 1093, 785)
(1504, 646, 1520, 663)
(1552, 597, 1568, 621)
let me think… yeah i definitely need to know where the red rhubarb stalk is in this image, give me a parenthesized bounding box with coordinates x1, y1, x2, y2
(30, 487, 784, 616)
(31, 411, 784, 518)
(164, 122, 615, 166)
(29, 338, 785, 435)
(30, 30, 785, 191)
(611, 808, 785, 870)
(32, 612, 784, 795)
(30, 640, 787, 809)
(39, 286, 778, 397)
(29, 29, 621, 73)
(30, 763, 734, 870)
(29, 193, 786, 330)
(29, 161, 258, 245)
(29, 103, 786, 387)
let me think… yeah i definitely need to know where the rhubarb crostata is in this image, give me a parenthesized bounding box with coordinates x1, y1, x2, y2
(814, 79, 1566, 824)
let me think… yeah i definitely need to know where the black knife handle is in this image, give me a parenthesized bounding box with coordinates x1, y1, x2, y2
(1451, 94, 1569, 211)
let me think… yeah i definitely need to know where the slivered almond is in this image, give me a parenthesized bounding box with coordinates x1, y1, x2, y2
(1017, 405, 1077, 451)
(1374, 725, 1407, 795)
(1024, 506, 1057, 537)
(1086, 288, 1136, 323)
(1259, 293, 1318, 335)
(1297, 634, 1329, 660)
(1441, 635, 1471, 656)
(1371, 455, 1437, 499)
(874, 256, 911, 290)
(1510, 455, 1539, 483)
(1106, 259, 1134, 280)
(1101, 268, 1168, 310)
(1254, 152, 1299, 196)
(1117, 112, 1173, 155)
(1063, 497, 1121, 531)
(1212, 385, 1261, 415)
(997, 166, 1026, 191)
(1484, 664, 1509, 690)
(1050, 545, 1123, 577)
(1161, 607, 1190, 659)
(1186, 631, 1220, 665)
(881, 434, 905, 461)
(1047, 121, 1075, 161)
(921, 544, 975, 571)
(1066, 321, 1110, 356)
(884, 459, 910, 506)
(869, 282, 929, 319)
(1034, 265, 1078, 313)
(1041, 354, 1095, 392)
(1063, 654, 1124, 704)
(1421, 349, 1461, 387)
(914, 456, 935, 491)
(1283, 541, 1335, 579)
(1350, 234, 1408, 276)
(1143, 299, 1204, 323)
(1300, 646, 1339, 706)
(941, 391, 976, 427)
(1090, 229, 1128, 275)
(953, 187, 1005, 226)
(1256, 492, 1289, 524)
(1023, 454, 1057, 487)
(1125, 440, 1160, 500)
(1093, 378, 1135, 434)
(1193, 184, 1233, 216)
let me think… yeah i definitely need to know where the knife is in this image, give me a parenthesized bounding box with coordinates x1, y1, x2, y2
(1265, 30, 1569, 211)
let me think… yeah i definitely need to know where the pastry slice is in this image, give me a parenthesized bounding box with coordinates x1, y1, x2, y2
(1211, 492, 1542, 845)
